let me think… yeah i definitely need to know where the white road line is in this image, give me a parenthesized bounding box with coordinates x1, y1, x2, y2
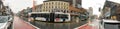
(74, 23, 88, 29)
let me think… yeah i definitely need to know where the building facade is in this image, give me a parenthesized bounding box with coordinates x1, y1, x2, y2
(31, 1, 87, 21)
(47, 0, 82, 8)
(102, 0, 120, 20)
(88, 7, 93, 17)
(33, 5, 42, 12)
(40, 1, 69, 13)
(0, 0, 8, 16)
(30, 1, 87, 20)
(47, 0, 73, 4)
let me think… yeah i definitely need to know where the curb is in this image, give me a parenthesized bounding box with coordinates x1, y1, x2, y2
(74, 23, 88, 29)
(25, 21, 40, 29)
(19, 16, 40, 29)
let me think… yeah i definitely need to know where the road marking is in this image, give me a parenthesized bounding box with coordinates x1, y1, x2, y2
(20, 17, 40, 29)
(74, 23, 88, 29)
(26, 22, 40, 29)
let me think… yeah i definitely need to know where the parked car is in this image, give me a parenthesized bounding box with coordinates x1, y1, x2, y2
(0, 16, 13, 29)
(102, 19, 120, 29)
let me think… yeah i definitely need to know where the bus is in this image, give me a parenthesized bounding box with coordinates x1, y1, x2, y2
(28, 12, 71, 22)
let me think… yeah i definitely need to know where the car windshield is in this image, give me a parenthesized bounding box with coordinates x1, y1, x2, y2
(104, 22, 120, 29)
(0, 16, 9, 23)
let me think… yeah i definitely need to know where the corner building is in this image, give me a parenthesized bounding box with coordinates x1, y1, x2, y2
(41, 1, 69, 13)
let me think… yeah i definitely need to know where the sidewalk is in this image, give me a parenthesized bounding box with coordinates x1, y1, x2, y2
(13, 16, 36, 29)
(75, 19, 104, 29)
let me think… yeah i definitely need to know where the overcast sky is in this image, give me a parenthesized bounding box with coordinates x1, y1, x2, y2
(3, 0, 45, 13)
(3, 0, 120, 15)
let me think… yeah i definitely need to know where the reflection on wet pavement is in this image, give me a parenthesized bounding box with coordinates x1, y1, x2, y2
(30, 20, 87, 29)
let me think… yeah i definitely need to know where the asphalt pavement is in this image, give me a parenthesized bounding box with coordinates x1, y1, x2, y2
(29, 19, 87, 29)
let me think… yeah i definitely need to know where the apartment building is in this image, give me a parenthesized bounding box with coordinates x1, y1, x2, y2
(41, 1, 69, 13)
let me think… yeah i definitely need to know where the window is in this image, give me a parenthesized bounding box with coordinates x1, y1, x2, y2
(67, 10, 69, 13)
(58, 2, 60, 5)
(52, 2, 53, 4)
(45, 6, 46, 9)
(53, 2, 55, 5)
(63, 10, 66, 13)
(63, 3, 65, 5)
(49, 6, 50, 9)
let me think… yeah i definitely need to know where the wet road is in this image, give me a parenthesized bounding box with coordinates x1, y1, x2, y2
(29, 20, 87, 29)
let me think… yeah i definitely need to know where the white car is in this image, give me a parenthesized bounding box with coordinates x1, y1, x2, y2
(102, 19, 120, 29)
(0, 16, 12, 29)
(103, 19, 120, 23)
